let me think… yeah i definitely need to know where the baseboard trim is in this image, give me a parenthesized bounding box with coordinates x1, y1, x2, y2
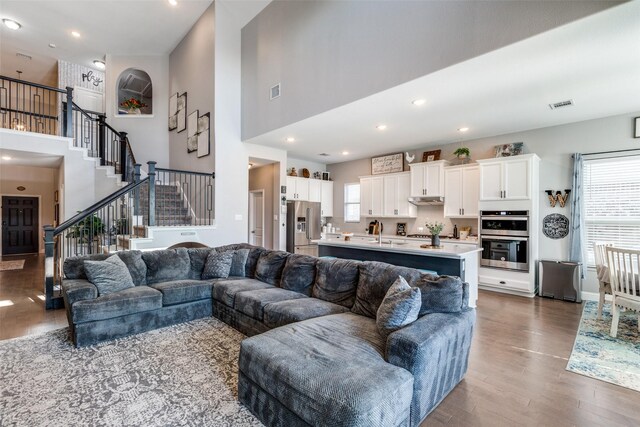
(580, 291, 611, 302)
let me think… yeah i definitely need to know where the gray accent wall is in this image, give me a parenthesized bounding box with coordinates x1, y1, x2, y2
(169, 2, 215, 173)
(241, 1, 620, 140)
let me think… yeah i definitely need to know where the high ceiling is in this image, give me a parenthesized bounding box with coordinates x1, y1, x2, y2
(244, 1, 640, 163)
(0, 148, 62, 168)
(0, 0, 213, 85)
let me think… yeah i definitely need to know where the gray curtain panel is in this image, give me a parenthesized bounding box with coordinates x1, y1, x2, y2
(569, 153, 586, 278)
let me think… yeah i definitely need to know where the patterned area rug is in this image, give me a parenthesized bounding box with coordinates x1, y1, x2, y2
(0, 260, 25, 271)
(567, 300, 640, 391)
(0, 318, 263, 426)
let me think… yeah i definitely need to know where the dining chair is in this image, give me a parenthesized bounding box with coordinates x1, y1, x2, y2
(593, 242, 613, 320)
(606, 247, 640, 337)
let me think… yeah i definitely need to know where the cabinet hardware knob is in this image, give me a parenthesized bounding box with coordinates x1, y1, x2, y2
(500, 281, 506, 285)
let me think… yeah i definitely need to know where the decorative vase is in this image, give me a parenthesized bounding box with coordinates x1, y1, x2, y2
(128, 108, 141, 115)
(431, 234, 440, 247)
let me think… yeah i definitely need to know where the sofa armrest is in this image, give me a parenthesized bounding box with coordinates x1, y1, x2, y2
(386, 309, 476, 425)
(62, 279, 98, 306)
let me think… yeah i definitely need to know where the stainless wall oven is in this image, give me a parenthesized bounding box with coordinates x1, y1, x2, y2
(480, 210, 529, 271)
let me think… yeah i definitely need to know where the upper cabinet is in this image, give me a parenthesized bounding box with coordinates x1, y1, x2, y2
(360, 176, 384, 217)
(477, 154, 540, 201)
(383, 172, 417, 217)
(320, 181, 334, 217)
(409, 161, 449, 197)
(308, 179, 322, 203)
(444, 165, 479, 217)
(286, 176, 310, 201)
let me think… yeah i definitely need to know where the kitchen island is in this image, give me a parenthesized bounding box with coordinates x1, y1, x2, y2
(316, 237, 481, 307)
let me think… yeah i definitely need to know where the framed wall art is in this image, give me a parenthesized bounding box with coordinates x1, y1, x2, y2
(187, 110, 199, 153)
(371, 153, 403, 175)
(421, 150, 441, 162)
(176, 93, 187, 133)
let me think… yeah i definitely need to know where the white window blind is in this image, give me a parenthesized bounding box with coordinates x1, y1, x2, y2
(344, 183, 360, 222)
(584, 155, 640, 266)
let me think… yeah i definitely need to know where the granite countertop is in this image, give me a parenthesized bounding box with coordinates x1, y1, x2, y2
(322, 232, 479, 245)
(314, 237, 483, 259)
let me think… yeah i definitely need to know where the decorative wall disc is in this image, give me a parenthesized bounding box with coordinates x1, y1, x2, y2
(543, 213, 570, 239)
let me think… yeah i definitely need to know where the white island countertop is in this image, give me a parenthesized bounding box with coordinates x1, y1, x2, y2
(314, 238, 482, 259)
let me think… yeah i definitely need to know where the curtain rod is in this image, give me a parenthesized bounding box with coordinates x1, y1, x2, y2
(583, 148, 640, 156)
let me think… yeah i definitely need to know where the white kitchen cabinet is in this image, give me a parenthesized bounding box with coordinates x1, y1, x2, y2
(320, 181, 333, 217)
(478, 155, 536, 201)
(308, 179, 322, 203)
(286, 177, 310, 201)
(444, 165, 479, 217)
(383, 173, 417, 217)
(409, 161, 449, 197)
(360, 176, 384, 217)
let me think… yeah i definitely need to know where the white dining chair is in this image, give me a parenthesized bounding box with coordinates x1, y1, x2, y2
(593, 242, 613, 320)
(606, 247, 640, 338)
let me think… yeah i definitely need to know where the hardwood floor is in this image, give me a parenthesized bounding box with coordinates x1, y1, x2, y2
(0, 254, 66, 341)
(1, 258, 638, 426)
(423, 291, 640, 427)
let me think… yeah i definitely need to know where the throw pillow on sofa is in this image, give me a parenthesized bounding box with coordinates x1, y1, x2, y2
(202, 251, 234, 279)
(84, 254, 135, 296)
(414, 275, 465, 315)
(187, 248, 215, 279)
(142, 248, 191, 285)
(376, 276, 421, 338)
(255, 250, 289, 285)
(280, 254, 317, 295)
(226, 248, 250, 277)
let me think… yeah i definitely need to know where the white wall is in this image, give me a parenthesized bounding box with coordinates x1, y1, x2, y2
(327, 111, 640, 294)
(0, 164, 57, 253)
(105, 55, 170, 169)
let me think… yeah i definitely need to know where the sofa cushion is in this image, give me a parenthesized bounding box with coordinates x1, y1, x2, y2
(84, 255, 135, 296)
(312, 258, 360, 308)
(62, 279, 98, 306)
(202, 251, 234, 279)
(212, 278, 275, 307)
(376, 276, 421, 338)
(255, 250, 289, 285)
(245, 246, 267, 278)
(280, 254, 317, 295)
(71, 286, 163, 323)
(219, 248, 250, 277)
(414, 275, 466, 315)
(186, 248, 214, 280)
(351, 261, 423, 319)
(63, 251, 146, 285)
(142, 248, 191, 285)
(239, 313, 414, 426)
(263, 298, 350, 329)
(150, 280, 213, 306)
(234, 288, 308, 321)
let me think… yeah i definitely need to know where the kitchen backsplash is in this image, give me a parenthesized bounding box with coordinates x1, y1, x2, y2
(327, 205, 478, 236)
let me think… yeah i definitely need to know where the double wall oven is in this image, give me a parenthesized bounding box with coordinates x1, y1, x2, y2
(480, 210, 529, 271)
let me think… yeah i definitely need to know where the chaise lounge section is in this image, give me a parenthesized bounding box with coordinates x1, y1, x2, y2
(61, 243, 475, 426)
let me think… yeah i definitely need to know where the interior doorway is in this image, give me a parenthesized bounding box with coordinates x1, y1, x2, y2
(1, 196, 39, 255)
(248, 190, 264, 247)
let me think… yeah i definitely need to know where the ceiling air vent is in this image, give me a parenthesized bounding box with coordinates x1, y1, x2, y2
(318, 153, 330, 157)
(548, 99, 574, 110)
(270, 83, 281, 100)
(16, 52, 32, 60)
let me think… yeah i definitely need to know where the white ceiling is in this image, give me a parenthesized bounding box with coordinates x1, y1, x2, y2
(244, 1, 640, 164)
(0, 149, 62, 168)
(0, 0, 213, 84)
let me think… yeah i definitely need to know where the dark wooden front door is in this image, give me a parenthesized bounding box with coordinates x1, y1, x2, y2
(2, 196, 39, 255)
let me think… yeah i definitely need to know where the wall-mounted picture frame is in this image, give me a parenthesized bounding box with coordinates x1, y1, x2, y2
(187, 109, 199, 153)
(634, 116, 640, 138)
(495, 142, 524, 157)
(371, 153, 403, 175)
(168, 92, 178, 131)
(421, 149, 441, 162)
(197, 113, 210, 158)
(176, 93, 187, 133)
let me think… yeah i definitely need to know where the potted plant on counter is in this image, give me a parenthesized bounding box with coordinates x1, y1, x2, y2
(425, 221, 444, 247)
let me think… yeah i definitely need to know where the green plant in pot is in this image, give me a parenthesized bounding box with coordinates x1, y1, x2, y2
(425, 221, 444, 247)
(67, 213, 105, 244)
(453, 147, 471, 164)
(115, 218, 129, 235)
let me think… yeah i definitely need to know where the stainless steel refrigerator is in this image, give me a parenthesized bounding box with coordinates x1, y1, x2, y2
(286, 201, 321, 256)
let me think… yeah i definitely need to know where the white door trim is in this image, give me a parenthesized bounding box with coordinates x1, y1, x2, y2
(248, 190, 265, 247)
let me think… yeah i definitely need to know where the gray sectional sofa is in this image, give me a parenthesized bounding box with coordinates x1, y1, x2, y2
(61, 243, 476, 427)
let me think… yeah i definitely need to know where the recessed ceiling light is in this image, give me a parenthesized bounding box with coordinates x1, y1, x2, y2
(412, 99, 426, 106)
(285, 137, 295, 143)
(342, 151, 349, 155)
(48, 43, 56, 49)
(1, 156, 12, 160)
(376, 124, 387, 131)
(93, 60, 105, 70)
(168, 0, 178, 5)
(2, 19, 21, 30)
(71, 31, 81, 38)
(458, 127, 469, 132)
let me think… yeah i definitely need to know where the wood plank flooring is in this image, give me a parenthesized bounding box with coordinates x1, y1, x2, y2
(1, 255, 638, 426)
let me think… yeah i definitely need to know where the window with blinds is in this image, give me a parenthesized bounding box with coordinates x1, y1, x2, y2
(584, 154, 640, 266)
(344, 183, 360, 222)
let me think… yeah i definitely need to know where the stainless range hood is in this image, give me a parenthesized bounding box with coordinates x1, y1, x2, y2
(407, 196, 445, 206)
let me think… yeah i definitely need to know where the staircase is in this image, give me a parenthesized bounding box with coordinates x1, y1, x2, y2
(139, 184, 192, 226)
